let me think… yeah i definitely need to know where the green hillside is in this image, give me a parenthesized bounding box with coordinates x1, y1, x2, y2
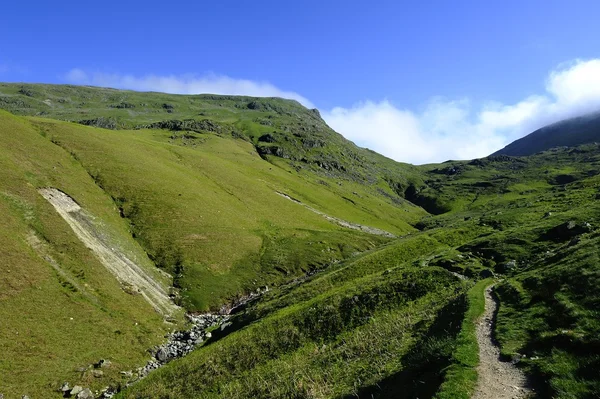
(493, 110, 600, 157)
(1, 84, 600, 398)
(0, 110, 178, 397)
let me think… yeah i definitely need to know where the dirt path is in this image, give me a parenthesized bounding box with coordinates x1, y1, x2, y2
(39, 188, 178, 316)
(276, 191, 396, 238)
(473, 285, 532, 399)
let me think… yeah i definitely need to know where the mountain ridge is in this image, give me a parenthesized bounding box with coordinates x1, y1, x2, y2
(493, 109, 600, 156)
(1, 83, 600, 398)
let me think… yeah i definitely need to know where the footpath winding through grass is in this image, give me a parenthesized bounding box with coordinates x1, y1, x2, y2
(434, 278, 491, 399)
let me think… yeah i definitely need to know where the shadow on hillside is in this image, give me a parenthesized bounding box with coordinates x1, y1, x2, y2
(341, 295, 467, 399)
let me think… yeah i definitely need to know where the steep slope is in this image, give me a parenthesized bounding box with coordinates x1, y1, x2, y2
(123, 144, 600, 398)
(29, 116, 422, 311)
(0, 110, 180, 398)
(3, 83, 600, 399)
(0, 82, 425, 192)
(0, 83, 432, 311)
(493, 110, 600, 156)
(0, 86, 429, 396)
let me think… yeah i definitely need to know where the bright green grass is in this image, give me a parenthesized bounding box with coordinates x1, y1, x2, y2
(118, 265, 468, 399)
(0, 110, 176, 397)
(4, 84, 600, 398)
(434, 278, 492, 399)
(30, 117, 421, 310)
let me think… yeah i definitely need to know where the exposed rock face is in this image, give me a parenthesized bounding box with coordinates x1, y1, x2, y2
(258, 133, 276, 143)
(256, 145, 288, 158)
(78, 117, 118, 130)
(139, 119, 226, 134)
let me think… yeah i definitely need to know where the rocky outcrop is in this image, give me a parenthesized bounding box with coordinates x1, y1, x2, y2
(78, 117, 118, 130)
(138, 119, 227, 134)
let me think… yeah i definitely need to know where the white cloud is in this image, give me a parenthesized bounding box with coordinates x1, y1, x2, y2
(322, 59, 600, 164)
(65, 68, 314, 108)
(64, 60, 600, 164)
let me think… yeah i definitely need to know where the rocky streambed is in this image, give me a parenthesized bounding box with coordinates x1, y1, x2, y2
(55, 313, 228, 399)
(135, 313, 227, 380)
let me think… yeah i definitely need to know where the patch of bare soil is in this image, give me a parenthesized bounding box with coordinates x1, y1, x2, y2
(39, 188, 178, 316)
(276, 191, 396, 237)
(473, 286, 533, 399)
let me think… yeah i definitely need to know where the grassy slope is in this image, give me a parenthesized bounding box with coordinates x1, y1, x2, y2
(414, 148, 600, 398)
(119, 239, 469, 399)
(434, 278, 491, 399)
(3, 84, 600, 398)
(32, 117, 421, 310)
(0, 86, 426, 396)
(0, 82, 424, 188)
(0, 110, 178, 397)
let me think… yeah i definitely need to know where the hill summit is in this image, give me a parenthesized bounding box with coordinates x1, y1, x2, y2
(493, 110, 600, 156)
(1, 83, 600, 399)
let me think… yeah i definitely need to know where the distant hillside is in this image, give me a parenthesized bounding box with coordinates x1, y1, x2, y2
(493, 110, 600, 156)
(3, 83, 600, 399)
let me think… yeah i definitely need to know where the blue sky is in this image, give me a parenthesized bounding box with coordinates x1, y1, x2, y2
(2, 0, 600, 163)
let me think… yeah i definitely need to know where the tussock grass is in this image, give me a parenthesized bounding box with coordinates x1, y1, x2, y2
(434, 278, 492, 399)
(3, 85, 600, 398)
(118, 266, 467, 398)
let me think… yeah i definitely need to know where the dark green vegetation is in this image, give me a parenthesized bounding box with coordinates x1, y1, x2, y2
(1, 83, 600, 398)
(494, 110, 600, 156)
(435, 279, 491, 399)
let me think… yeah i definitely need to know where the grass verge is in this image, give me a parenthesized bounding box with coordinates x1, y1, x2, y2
(434, 278, 492, 399)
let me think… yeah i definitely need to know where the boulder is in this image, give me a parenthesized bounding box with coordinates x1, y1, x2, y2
(155, 348, 169, 363)
(120, 370, 133, 378)
(220, 321, 233, 331)
(77, 388, 94, 399)
(95, 359, 111, 368)
(503, 260, 517, 272)
(71, 386, 83, 396)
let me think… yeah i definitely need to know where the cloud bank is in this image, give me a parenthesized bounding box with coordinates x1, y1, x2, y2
(322, 59, 600, 164)
(65, 69, 314, 108)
